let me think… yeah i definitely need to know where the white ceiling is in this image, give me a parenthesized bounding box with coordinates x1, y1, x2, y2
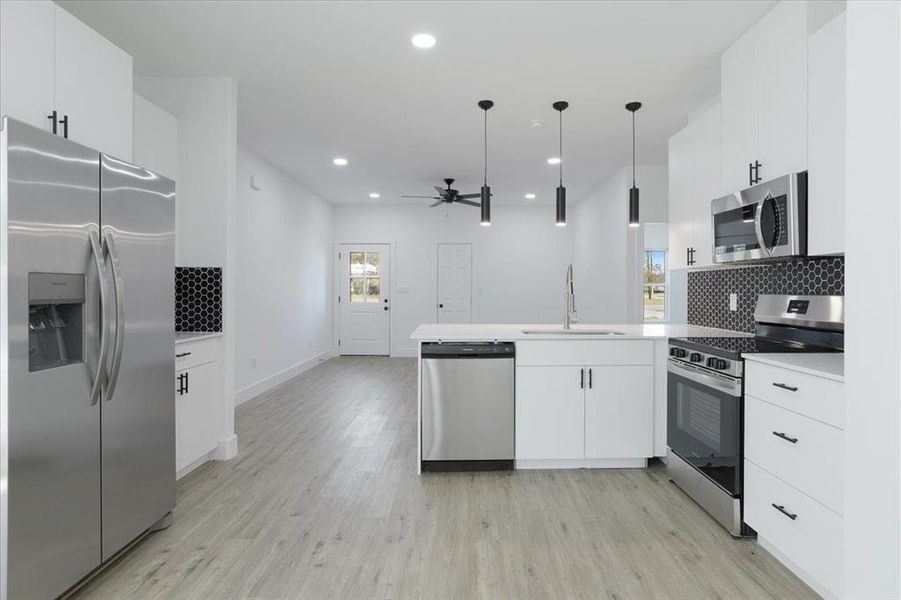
(59, 1, 774, 205)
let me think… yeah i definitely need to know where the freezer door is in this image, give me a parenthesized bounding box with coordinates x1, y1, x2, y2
(2, 118, 103, 599)
(99, 154, 175, 560)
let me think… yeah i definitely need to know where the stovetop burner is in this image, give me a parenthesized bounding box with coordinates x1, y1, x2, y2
(671, 335, 842, 361)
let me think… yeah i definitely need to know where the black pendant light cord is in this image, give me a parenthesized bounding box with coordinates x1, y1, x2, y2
(484, 108, 488, 185)
(559, 109, 563, 185)
(631, 109, 636, 187)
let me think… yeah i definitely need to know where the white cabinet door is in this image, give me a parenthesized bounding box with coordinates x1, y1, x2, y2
(584, 366, 653, 458)
(53, 4, 133, 160)
(176, 362, 217, 473)
(757, 0, 807, 181)
(721, 25, 758, 193)
(667, 125, 694, 269)
(690, 102, 722, 267)
(807, 13, 846, 256)
(515, 366, 584, 460)
(0, 0, 54, 130)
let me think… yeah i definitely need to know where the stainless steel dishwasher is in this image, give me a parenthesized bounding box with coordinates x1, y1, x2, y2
(421, 342, 515, 471)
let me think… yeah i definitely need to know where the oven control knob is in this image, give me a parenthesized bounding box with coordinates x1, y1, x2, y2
(707, 357, 729, 370)
(669, 348, 687, 358)
(689, 352, 703, 363)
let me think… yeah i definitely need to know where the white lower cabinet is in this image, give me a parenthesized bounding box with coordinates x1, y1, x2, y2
(175, 340, 220, 476)
(744, 358, 844, 599)
(515, 341, 654, 466)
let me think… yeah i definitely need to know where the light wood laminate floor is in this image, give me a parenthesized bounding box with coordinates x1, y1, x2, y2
(73, 357, 817, 599)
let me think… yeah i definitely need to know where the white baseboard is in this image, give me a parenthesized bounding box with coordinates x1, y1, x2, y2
(757, 535, 839, 600)
(234, 350, 334, 406)
(515, 458, 648, 470)
(213, 434, 238, 461)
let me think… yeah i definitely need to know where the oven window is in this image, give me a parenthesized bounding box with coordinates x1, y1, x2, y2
(668, 371, 741, 495)
(714, 204, 761, 254)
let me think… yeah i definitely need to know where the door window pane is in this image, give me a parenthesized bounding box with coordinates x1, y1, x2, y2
(350, 277, 365, 302)
(643, 250, 667, 321)
(350, 252, 365, 276)
(643, 285, 666, 320)
(366, 252, 380, 275)
(366, 277, 381, 302)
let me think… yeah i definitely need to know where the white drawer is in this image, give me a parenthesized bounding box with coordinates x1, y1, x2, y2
(515, 340, 653, 366)
(175, 338, 218, 371)
(745, 396, 844, 513)
(744, 460, 843, 598)
(745, 361, 844, 428)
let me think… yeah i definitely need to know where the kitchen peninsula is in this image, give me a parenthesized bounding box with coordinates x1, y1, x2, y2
(412, 323, 748, 472)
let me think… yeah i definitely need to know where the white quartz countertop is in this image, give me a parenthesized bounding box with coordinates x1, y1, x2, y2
(742, 353, 844, 382)
(175, 331, 223, 345)
(410, 323, 751, 342)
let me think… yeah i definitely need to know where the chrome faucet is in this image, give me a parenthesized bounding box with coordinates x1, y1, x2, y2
(564, 263, 578, 329)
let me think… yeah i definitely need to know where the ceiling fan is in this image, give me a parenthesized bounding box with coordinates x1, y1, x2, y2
(402, 178, 484, 208)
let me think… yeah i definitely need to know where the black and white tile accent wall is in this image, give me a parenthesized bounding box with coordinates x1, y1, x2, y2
(175, 267, 223, 332)
(687, 256, 844, 332)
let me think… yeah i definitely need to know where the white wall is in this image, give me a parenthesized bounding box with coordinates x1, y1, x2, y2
(132, 93, 177, 179)
(333, 204, 573, 356)
(234, 146, 333, 403)
(844, 1, 901, 597)
(572, 165, 668, 324)
(134, 76, 239, 459)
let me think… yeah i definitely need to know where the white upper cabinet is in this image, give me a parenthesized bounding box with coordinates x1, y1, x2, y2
(0, 1, 133, 160)
(721, 0, 808, 192)
(0, 0, 54, 131)
(667, 102, 721, 269)
(54, 5, 133, 160)
(807, 13, 846, 256)
(721, 25, 759, 193)
(757, 0, 808, 180)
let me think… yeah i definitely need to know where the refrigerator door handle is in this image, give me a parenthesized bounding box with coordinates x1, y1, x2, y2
(103, 231, 126, 402)
(89, 230, 109, 406)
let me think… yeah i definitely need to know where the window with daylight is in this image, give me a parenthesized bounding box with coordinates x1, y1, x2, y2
(643, 250, 667, 321)
(349, 251, 381, 303)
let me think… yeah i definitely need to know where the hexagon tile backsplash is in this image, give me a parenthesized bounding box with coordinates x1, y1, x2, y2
(687, 256, 844, 333)
(175, 267, 223, 332)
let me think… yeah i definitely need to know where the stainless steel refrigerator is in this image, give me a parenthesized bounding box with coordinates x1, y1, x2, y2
(0, 117, 176, 600)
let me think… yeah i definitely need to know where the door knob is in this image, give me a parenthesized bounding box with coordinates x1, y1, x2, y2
(438, 304, 444, 308)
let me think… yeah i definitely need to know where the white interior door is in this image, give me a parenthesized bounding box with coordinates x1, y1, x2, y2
(437, 243, 473, 324)
(338, 244, 390, 355)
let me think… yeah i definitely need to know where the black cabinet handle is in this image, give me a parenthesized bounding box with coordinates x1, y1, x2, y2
(60, 114, 69, 139)
(580, 368, 585, 389)
(686, 247, 695, 266)
(771, 503, 798, 521)
(749, 161, 754, 186)
(184, 371, 189, 394)
(176, 352, 192, 358)
(47, 110, 58, 134)
(754, 160, 762, 184)
(588, 368, 593, 389)
(772, 382, 799, 392)
(772, 431, 799, 444)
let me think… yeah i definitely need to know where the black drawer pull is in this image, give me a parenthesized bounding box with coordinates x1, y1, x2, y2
(772, 431, 798, 444)
(771, 503, 798, 521)
(772, 382, 799, 392)
(176, 352, 192, 358)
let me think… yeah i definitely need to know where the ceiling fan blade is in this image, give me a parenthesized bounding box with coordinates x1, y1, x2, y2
(456, 199, 482, 207)
(402, 195, 440, 198)
(456, 193, 481, 200)
(429, 200, 444, 208)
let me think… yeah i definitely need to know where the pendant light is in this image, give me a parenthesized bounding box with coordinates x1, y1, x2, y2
(626, 101, 642, 228)
(553, 101, 569, 227)
(478, 100, 494, 226)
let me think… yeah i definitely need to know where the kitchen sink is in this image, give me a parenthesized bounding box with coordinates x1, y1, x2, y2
(521, 329, 625, 335)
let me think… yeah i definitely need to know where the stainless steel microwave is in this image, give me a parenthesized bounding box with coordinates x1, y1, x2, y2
(711, 172, 807, 263)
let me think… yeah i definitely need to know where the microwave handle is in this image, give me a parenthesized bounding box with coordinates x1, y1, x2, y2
(754, 199, 773, 257)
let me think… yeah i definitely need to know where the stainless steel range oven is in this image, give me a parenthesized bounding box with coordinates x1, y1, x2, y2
(712, 172, 807, 263)
(667, 295, 843, 537)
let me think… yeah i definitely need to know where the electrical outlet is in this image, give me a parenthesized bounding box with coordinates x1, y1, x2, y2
(250, 356, 257, 370)
(729, 293, 738, 312)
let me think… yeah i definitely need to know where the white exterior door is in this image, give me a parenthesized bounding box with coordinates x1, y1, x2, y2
(338, 244, 390, 355)
(437, 243, 473, 324)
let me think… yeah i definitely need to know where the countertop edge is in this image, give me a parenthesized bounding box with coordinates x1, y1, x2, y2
(175, 332, 224, 345)
(742, 353, 844, 382)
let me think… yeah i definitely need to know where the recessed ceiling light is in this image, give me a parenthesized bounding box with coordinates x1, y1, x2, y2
(529, 120, 544, 128)
(524, 193, 536, 200)
(333, 157, 348, 166)
(547, 157, 561, 165)
(411, 33, 436, 49)
(369, 192, 380, 199)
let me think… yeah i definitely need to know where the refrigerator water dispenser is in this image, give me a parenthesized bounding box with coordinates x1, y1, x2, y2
(28, 272, 85, 371)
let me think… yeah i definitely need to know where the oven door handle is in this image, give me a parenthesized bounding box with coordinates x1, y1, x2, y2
(668, 359, 742, 397)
